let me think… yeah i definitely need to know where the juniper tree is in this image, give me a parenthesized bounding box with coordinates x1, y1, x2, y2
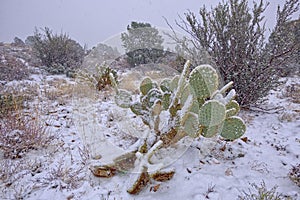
(31, 27, 85, 76)
(175, 0, 299, 106)
(121, 22, 165, 66)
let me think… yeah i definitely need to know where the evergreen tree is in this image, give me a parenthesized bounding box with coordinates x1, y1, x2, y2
(121, 22, 164, 66)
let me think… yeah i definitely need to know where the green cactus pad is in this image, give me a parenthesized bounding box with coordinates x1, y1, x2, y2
(189, 65, 219, 99)
(180, 85, 191, 105)
(198, 100, 226, 127)
(162, 93, 171, 110)
(170, 75, 180, 92)
(201, 125, 220, 138)
(115, 89, 132, 108)
(226, 100, 240, 117)
(189, 98, 200, 114)
(142, 88, 162, 108)
(183, 112, 199, 138)
(130, 102, 144, 115)
(220, 116, 246, 140)
(160, 79, 171, 92)
(140, 77, 157, 96)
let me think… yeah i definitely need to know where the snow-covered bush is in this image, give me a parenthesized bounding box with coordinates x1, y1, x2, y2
(0, 93, 24, 118)
(0, 93, 51, 159)
(0, 111, 51, 159)
(238, 181, 290, 200)
(92, 60, 246, 194)
(0, 54, 31, 82)
(31, 27, 85, 77)
(76, 64, 118, 91)
(175, 0, 299, 106)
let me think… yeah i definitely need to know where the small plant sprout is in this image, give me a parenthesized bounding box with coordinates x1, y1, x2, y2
(91, 60, 246, 194)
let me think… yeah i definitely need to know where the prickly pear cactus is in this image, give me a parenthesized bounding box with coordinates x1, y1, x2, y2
(189, 65, 219, 100)
(102, 60, 246, 194)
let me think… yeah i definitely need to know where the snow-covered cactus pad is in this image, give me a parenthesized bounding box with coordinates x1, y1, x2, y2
(189, 65, 219, 100)
(114, 60, 246, 141)
(110, 60, 245, 194)
(198, 100, 226, 127)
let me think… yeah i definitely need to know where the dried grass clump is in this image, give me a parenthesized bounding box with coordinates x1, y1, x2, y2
(0, 111, 51, 159)
(42, 77, 75, 103)
(289, 164, 300, 187)
(0, 55, 31, 82)
(0, 82, 39, 118)
(238, 181, 291, 200)
(282, 83, 300, 104)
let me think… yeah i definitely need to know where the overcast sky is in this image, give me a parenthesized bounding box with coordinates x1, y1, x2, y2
(0, 0, 298, 48)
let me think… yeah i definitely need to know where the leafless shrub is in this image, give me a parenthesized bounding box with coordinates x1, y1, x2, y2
(39, 157, 86, 190)
(0, 109, 51, 159)
(0, 159, 39, 199)
(0, 54, 31, 82)
(0, 159, 31, 186)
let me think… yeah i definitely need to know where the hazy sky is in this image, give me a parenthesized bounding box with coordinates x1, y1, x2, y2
(0, 0, 298, 48)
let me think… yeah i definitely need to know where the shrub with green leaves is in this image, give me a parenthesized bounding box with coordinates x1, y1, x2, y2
(175, 0, 299, 106)
(31, 27, 85, 76)
(92, 60, 246, 194)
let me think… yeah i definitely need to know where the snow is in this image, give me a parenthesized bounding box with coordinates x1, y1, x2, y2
(0, 72, 299, 199)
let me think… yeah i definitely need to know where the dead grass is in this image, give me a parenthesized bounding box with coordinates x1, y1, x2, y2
(0, 88, 53, 159)
(282, 82, 300, 104)
(41, 77, 75, 105)
(0, 109, 52, 159)
(0, 159, 38, 199)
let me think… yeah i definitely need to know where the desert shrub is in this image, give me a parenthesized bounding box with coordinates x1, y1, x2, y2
(267, 17, 300, 77)
(0, 55, 30, 81)
(238, 181, 291, 200)
(0, 93, 24, 118)
(31, 27, 84, 76)
(121, 21, 165, 67)
(77, 64, 118, 91)
(175, 0, 299, 106)
(0, 111, 50, 159)
(282, 82, 300, 103)
(95, 66, 118, 90)
(125, 48, 166, 67)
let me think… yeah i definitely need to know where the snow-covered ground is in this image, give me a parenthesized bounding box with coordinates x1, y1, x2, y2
(0, 71, 299, 200)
